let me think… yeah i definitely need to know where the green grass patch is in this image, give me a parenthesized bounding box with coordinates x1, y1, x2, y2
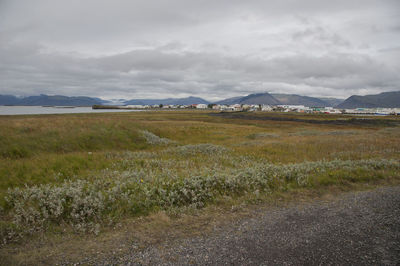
(0, 111, 399, 244)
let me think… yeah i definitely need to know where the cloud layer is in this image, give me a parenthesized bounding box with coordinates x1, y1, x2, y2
(1, 0, 399, 100)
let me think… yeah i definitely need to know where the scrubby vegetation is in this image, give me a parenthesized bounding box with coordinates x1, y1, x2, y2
(0, 111, 399, 244)
(140, 130, 176, 145)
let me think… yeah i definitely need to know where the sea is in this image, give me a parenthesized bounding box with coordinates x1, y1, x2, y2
(0, 106, 142, 115)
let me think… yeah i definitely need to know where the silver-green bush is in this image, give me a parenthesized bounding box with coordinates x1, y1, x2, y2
(140, 130, 175, 145)
(4, 149, 399, 242)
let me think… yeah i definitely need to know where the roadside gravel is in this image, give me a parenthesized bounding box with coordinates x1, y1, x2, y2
(77, 186, 400, 265)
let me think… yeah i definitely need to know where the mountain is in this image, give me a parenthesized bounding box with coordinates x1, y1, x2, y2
(237, 93, 281, 105)
(0, 95, 20, 105)
(215, 93, 346, 107)
(214, 96, 243, 105)
(18, 95, 104, 106)
(318, 97, 344, 107)
(271, 94, 329, 107)
(0, 94, 104, 106)
(2, 91, 397, 108)
(124, 96, 209, 105)
(0, 94, 208, 106)
(103, 99, 128, 105)
(337, 91, 400, 108)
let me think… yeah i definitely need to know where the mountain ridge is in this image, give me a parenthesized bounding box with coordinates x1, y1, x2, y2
(0, 91, 398, 107)
(214, 93, 344, 107)
(124, 96, 209, 105)
(236, 92, 281, 105)
(337, 91, 400, 108)
(0, 94, 105, 106)
(271, 93, 331, 107)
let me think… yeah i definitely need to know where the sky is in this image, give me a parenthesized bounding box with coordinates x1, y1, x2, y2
(0, 0, 399, 101)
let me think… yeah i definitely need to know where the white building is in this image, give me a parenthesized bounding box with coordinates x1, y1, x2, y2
(196, 104, 208, 109)
(126, 105, 144, 109)
(261, 105, 273, 111)
(232, 104, 242, 111)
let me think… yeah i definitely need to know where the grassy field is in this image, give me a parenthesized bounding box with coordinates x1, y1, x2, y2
(0, 110, 399, 247)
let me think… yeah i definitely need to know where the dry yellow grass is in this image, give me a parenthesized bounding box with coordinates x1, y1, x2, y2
(0, 110, 399, 265)
(1, 110, 399, 195)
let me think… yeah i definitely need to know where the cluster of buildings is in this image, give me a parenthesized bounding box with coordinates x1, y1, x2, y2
(337, 107, 400, 115)
(120, 104, 400, 115)
(123, 104, 209, 109)
(212, 104, 400, 115)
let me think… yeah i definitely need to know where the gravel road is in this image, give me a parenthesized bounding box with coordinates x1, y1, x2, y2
(82, 186, 400, 265)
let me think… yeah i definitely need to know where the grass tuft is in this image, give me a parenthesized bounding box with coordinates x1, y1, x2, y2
(0, 111, 399, 244)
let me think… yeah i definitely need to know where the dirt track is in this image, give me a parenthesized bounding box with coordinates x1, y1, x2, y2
(79, 186, 400, 265)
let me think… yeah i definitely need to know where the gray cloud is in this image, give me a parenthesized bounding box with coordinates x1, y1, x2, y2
(0, 0, 399, 100)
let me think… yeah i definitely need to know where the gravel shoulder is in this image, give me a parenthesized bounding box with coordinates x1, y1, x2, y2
(82, 186, 400, 265)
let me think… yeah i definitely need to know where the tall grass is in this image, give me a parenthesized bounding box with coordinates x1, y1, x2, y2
(0, 115, 149, 159)
(3, 144, 398, 242)
(0, 111, 399, 243)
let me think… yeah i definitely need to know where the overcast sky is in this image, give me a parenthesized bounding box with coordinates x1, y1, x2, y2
(0, 0, 399, 100)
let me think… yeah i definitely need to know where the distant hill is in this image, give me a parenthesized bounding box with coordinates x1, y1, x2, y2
(271, 94, 329, 107)
(18, 95, 104, 106)
(215, 93, 345, 107)
(0, 95, 20, 105)
(0, 94, 208, 106)
(237, 93, 281, 105)
(318, 97, 344, 107)
(124, 96, 209, 106)
(216, 92, 325, 106)
(214, 96, 243, 105)
(0, 94, 104, 106)
(2, 91, 397, 108)
(337, 91, 400, 108)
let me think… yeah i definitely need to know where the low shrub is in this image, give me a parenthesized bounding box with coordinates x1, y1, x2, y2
(247, 133, 279, 139)
(165, 143, 229, 156)
(4, 155, 398, 242)
(289, 130, 358, 137)
(140, 130, 175, 145)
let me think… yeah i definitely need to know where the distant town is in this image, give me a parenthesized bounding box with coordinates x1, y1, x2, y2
(93, 103, 400, 115)
(2, 91, 400, 115)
